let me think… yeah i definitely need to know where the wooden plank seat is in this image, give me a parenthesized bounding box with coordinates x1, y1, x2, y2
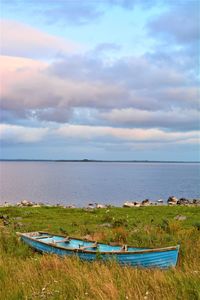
(56, 237, 71, 243)
(121, 245, 128, 251)
(35, 235, 53, 239)
(79, 242, 98, 250)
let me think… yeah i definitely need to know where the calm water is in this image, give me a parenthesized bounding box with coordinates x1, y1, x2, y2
(0, 162, 199, 206)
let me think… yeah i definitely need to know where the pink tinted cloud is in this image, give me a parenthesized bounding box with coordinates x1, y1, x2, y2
(101, 107, 199, 130)
(1, 19, 80, 59)
(0, 55, 127, 116)
(0, 123, 199, 145)
(57, 124, 199, 143)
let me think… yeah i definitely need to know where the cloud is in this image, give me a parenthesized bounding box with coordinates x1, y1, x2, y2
(0, 20, 79, 59)
(2, 1, 103, 26)
(49, 55, 186, 88)
(1, 123, 199, 146)
(43, 2, 103, 25)
(1, 51, 199, 131)
(0, 55, 129, 122)
(101, 108, 200, 131)
(47, 54, 199, 112)
(1, 1, 199, 160)
(0, 124, 49, 143)
(57, 124, 199, 144)
(2, 0, 159, 26)
(149, 1, 200, 45)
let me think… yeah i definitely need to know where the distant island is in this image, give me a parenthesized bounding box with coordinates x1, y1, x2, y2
(0, 159, 199, 163)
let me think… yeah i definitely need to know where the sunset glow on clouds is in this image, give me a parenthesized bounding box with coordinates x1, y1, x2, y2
(0, 0, 199, 160)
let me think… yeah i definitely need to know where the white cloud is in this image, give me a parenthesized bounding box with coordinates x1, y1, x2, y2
(1, 124, 199, 146)
(0, 124, 49, 143)
(57, 124, 199, 143)
(101, 108, 200, 130)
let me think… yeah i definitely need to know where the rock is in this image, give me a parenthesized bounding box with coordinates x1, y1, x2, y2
(95, 203, 107, 209)
(167, 196, 178, 205)
(21, 200, 29, 206)
(141, 199, 151, 206)
(174, 215, 187, 221)
(65, 205, 76, 208)
(20, 200, 34, 207)
(85, 203, 95, 209)
(123, 201, 140, 207)
(157, 199, 163, 203)
(177, 198, 191, 205)
(123, 201, 134, 208)
(32, 204, 41, 208)
(193, 199, 200, 205)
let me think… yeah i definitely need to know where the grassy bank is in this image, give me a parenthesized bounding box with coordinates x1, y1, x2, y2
(0, 206, 200, 299)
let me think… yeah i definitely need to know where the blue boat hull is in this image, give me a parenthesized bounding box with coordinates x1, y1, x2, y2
(20, 233, 179, 269)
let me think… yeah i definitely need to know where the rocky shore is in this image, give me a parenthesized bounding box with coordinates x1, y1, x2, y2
(123, 196, 200, 207)
(1, 196, 200, 209)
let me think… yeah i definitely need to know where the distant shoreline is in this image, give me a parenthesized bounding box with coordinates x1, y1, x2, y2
(0, 159, 199, 163)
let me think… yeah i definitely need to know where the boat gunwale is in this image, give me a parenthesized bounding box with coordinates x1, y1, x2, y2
(19, 231, 180, 255)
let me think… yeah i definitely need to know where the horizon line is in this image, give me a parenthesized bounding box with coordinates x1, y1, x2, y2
(0, 159, 199, 163)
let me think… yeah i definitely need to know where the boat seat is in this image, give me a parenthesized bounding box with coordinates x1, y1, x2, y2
(56, 237, 71, 243)
(121, 245, 128, 251)
(35, 235, 53, 239)
(79, 242, 98, 250)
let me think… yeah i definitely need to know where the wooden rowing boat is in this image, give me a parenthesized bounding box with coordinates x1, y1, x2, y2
(18, 231, 180, 268)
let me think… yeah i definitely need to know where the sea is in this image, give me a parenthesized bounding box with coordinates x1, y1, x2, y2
(0, 161, 199, 207)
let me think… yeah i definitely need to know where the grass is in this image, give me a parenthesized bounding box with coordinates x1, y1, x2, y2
(0, 206, 200, 299)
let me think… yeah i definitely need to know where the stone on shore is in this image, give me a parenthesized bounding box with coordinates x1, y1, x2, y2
(167, 196, 178, 205)
(123, 201, 140, 207)
(177, 198, 192, 205)
(123, 199, 153, 207)
(157, 199, 163, 203)
(141, 199, 151, 206)
(17, 200, 34, 207)
(193, 199, 200, 205)
(84, 203, 107, 209)
(96, 203, 107, 209)
(65, 205, 76, 208)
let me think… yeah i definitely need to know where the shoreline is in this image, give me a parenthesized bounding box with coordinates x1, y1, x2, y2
(1, 196, 200, 208)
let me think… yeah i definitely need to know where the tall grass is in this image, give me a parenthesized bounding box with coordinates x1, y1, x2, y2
(0, 206, 200, 299)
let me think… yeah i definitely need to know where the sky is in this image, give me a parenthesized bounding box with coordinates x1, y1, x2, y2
(0, 0, 199, 161)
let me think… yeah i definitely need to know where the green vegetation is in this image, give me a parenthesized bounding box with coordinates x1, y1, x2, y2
(0, 206, 200, 299)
